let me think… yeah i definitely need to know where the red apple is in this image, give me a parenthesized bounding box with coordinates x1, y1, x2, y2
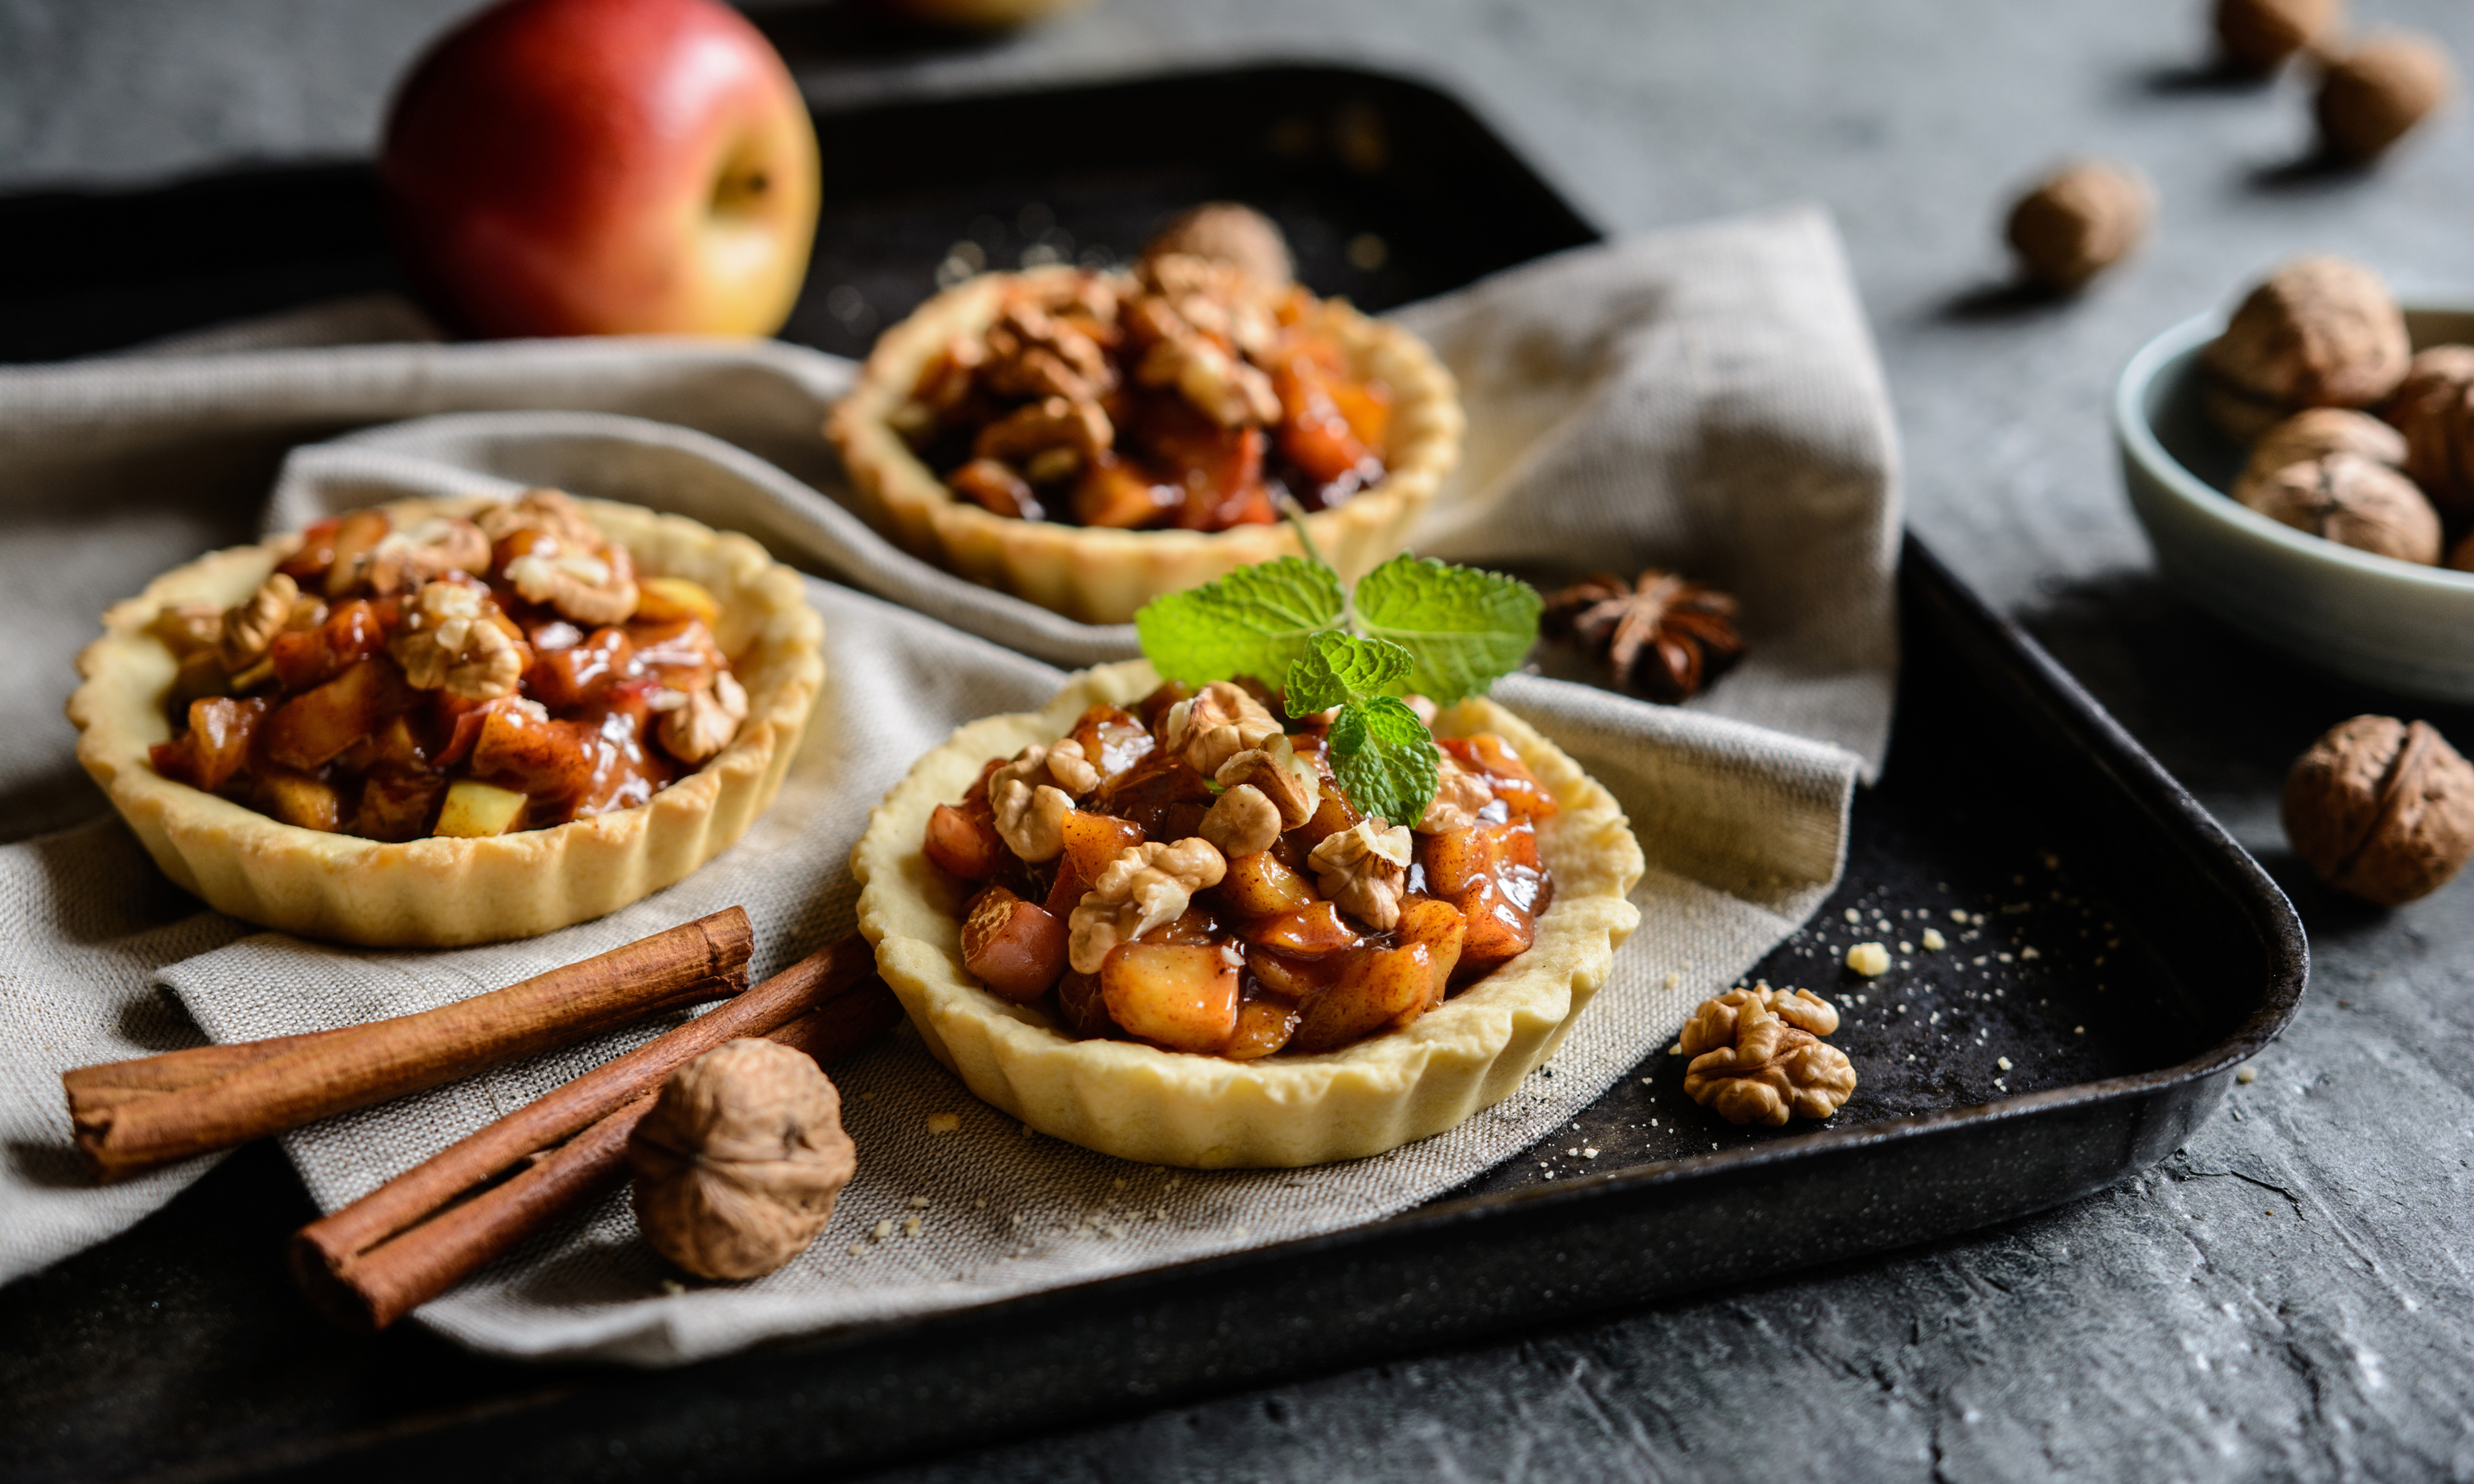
(382, 0, 821, 339)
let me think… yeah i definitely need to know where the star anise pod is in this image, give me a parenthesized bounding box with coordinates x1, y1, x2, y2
(1543, 570, 1746, 702)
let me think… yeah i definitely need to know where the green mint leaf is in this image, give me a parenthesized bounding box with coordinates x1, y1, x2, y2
(1135, 556, 1347, 688)
(1284, 631, 1414, 716)
(1354, 554, 1543, 706)
(1325, 697, 1439, 827)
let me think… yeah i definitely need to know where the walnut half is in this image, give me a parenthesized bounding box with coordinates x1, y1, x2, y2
(1306, 819, 1413, 931)
(388, 580, 523, 701)
(1067, 838, 1227, 974)
(1678, 986, 1857, 1127)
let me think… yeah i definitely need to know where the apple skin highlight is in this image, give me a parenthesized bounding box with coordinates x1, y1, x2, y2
(382, 0, 821, 339)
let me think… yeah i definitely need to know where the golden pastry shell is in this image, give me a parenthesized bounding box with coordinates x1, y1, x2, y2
(825, 266, 1464, 626)
(67, 494, 825, 947)
(851, 660, 1644, 1168)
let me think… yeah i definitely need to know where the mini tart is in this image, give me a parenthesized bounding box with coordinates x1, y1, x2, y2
(827, 266, 1464, 627)
(68, 495, 825, 947)
(852, 660, 1644, 1167)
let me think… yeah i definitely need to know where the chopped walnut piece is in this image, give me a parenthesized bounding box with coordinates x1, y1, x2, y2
(152, 602, 227, 660)
(504, 541, 640, 627)
(477, 487, 600, 547)
(991, 739, 1100, 804)
(656, 671, 748, 765)
(388, 580, 524, 701)
(1136, 326, 1282, 428)
(981, 298, 1118, 404)
(1199, 783, 1282, 858)
(973, 395, 1114, 477)
(1213, 735, 1320, 827)
(1418, 754, 1495, 834)
(365, 516, 490, 595)
(1138, 253, 1280, 361)
(990, 778, 1075, 862)
(1679, 988, 1857, 1126)
(218, 573, 300, 672)
(1068, 838, 1228, 974)
(1307, 819, 1413, 931)
(1162, 682, 1282, 777)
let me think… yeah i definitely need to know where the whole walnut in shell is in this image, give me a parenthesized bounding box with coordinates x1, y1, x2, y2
(2234, 451, 2441, 564)
(628, 1038, 857, 1281)
(2005, 161, 2152, 291)
(2383, 346, 2474, 519)
(2317, 35, 2456, 162)
(2201, 257, 2411, 441)
(2284, 716, 2474, 905)
(2243, 406, 2407, 481)
(2215, 0, 2340, 73)
(1677, 985, 1857, 1127)
(1141, 203, 1293, 287)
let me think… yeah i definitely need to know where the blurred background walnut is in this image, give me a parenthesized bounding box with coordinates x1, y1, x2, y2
(2283, 716, 2474, 905)
(2316, 34, 2455, 162)
(1140, 202, 1294, 286)
(2382, 346, 2474, 520)
(627, 1037, 857, 1281)
(2214, 0, 2340, 73)
(2200, 256, 2410, 442)
(2005, 160, 2152, 291)
(1677, 985, 1856, 1127)
(2232, 452, 2440, 564)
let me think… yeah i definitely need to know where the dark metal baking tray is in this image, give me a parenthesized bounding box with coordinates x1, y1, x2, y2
(0, 64, 2302, 1484)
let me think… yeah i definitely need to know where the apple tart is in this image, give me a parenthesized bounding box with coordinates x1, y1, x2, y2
(69, 491, 824, 946)
(852, 661, 1644, 1167)
(826, 239, 1462, 625)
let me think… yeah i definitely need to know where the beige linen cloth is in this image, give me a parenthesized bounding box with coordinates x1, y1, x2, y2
(0, 206, 1897, 1364)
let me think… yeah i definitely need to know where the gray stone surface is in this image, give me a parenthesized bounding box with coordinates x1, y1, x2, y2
(6, 0, 2474, 1478)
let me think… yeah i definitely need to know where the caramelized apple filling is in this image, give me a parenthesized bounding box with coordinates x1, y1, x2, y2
(896, 260, 1395, 533)
(925, 683, 1557, 1059)
(145, 491, 747, 841)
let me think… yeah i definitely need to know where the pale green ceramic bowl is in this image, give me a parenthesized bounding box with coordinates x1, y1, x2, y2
(2117, 306, 2474, 702)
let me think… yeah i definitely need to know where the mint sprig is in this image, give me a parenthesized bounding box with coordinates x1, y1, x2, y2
(1133, 543, 1539, 827)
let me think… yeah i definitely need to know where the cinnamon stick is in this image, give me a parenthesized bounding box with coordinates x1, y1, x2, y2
(66, 908, 753, 1181)
(290, 932, 897, 1331)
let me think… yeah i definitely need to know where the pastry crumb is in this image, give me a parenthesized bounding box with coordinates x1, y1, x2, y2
(904, 1216, 923, 1237)
(1663, 972, 1681, 989)
(847, 1242, 866, 1256)
(1997, 1055, 2014, 1072)
(872, 1219, 894, 1240)
(661, 1279, 686, 1296)
(926, 1112, 960, 1134)
(1921, 928, 1947, 951)
(2236, 1064, 2257, 1084)
(906, 1195, 930, 1209)
(1846, 942, 1891, 976)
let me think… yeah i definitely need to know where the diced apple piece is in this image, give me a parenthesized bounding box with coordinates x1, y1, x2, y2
(1055, 969, 1116, 1040)
(633, 575, 723, 629)
(1290, 788, 1362, 852)
(435, 778, 526, 837)
(352, 768, 446, 843)
(1139, 905, 1223, 947)
(1245, 946, 1341, 1000)
(322, 510, 392, 599)
(1042, 861, 1088, 918)
(1455, 878, 1537, 982)
(1100, 943, 1240, 1054)
(1415, 825, 1495, 903)
(259, 770, 341, 833)
(262, 659, 395, 771)
(468, 704, 595, 798)
(924, 802, 1008, 880)
(1072, 453, 1178, 528)
(1289, 942, 1434, 1054)
(961, 886, 1069, 1003)
(1067, 703, 1155, 783)
(176, 697, 270, 791)
(1394, 897, 1466, 1009)
(1221, 992, 1302, 1060)
(1060, 807, 1146, 885)
(1441, 735, 1558, 819)
(1236, 899, 1359, 959)
(1217, 850, 1316, 917)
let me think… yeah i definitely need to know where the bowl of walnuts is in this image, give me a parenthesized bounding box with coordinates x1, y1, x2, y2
(2117, 256, 2474, 702)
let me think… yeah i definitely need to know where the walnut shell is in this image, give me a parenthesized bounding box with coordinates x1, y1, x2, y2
(2215, 0, 2340, 73)
(2234, 452, 2441, 563)
(2005, 161, 2152, 290)
(627, 1038, 856, 1281)
(2202, 257, 2411, 442)
(2283, 716, 2474, 905)
(2317, 35, 2455, 162)
(1140, 203, 1293, 286)
(2382, 345, 2474, 519)
(2243, 406, 2407, 481)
